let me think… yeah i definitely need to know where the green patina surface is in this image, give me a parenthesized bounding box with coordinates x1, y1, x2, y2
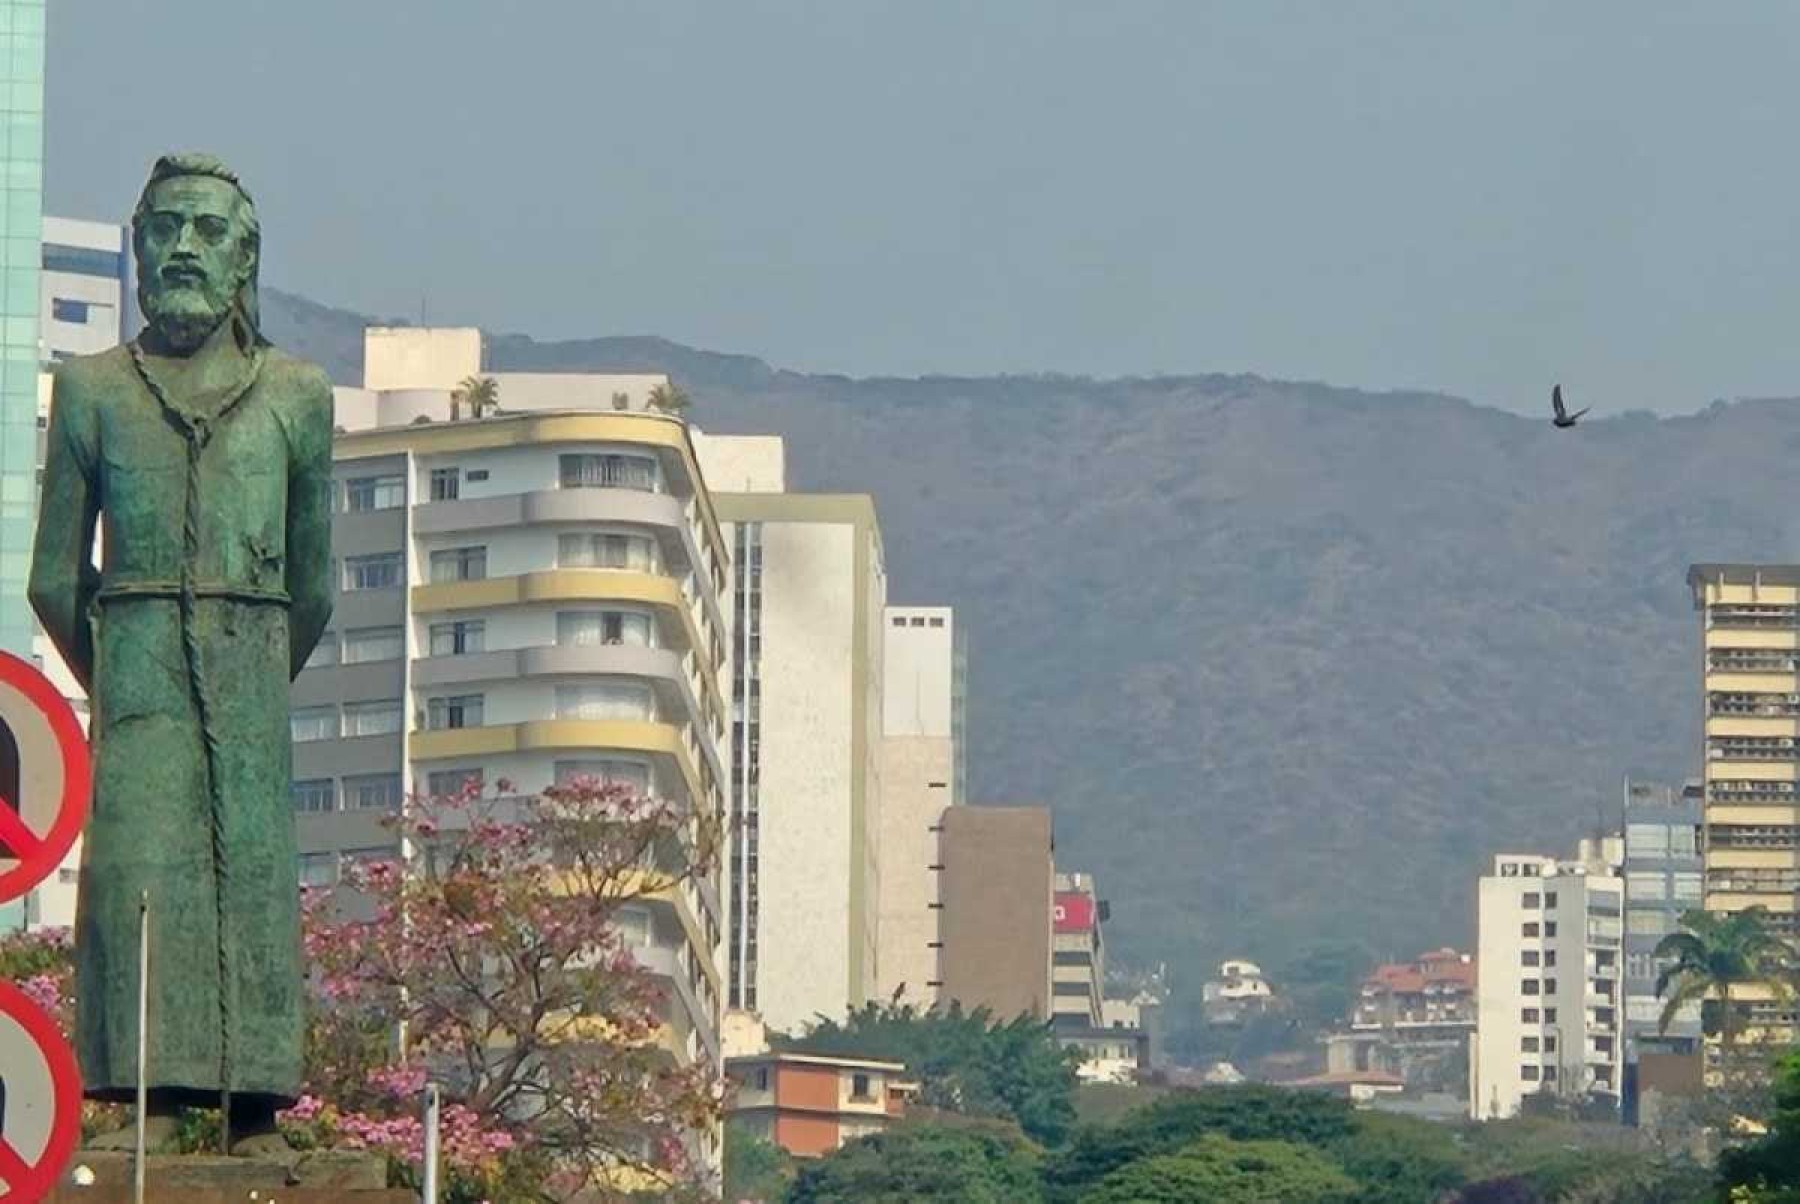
(28, 155, 332, 1108)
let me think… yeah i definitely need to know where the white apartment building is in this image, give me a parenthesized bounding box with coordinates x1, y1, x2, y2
(876, 605, 963, 1007)
(291, 331, 730, 1162)
(693, 433, 887, 1036)
(1471, 839, 1625, 1120)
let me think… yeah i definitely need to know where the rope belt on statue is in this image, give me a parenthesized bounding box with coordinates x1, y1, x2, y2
(96, 582, 291, 605)
(127, 340, 265, 1149)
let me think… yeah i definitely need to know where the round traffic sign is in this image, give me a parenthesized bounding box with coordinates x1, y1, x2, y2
(0, 652, 90, 906)
(0, 978, 82, 1200)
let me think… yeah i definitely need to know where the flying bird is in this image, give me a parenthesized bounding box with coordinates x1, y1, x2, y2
(1551, 384, 1588, 429)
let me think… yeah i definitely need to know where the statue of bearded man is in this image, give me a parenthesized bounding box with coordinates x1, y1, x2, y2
(29, 153, 333, 1154)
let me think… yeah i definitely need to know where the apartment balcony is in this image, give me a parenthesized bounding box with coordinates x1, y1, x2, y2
(410, 570, 725, 712)
(633, 939, 721, 1066)
(413, 644, 725, 789)
(413, 488, 727, 638)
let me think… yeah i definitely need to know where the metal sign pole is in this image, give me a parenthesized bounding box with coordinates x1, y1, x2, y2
(421, 1082, 441, 1204)
(135, 889, 149, 1204)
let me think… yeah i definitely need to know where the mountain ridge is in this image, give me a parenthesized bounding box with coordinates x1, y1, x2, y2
(264, 287, 1783, 991)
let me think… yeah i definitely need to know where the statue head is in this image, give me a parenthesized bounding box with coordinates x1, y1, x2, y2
(131, 153, 264, 354)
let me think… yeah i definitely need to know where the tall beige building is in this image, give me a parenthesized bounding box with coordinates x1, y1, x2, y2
(877, 605, 964, 1007)
(1688, 564, 1800, 1046)
(694, 434, 887, 1035)
(288, 331, 731, 1162)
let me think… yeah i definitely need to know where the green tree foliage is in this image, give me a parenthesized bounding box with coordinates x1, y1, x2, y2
(1325, 1111, 1468, 1204)
(450, 374, 499, 419)
(1044, 1086, 1357, 1201)
(1276, 939, 1375, 1030)
(1655, 907, 1794, 1062)
(1080, 1134, 1358, 1204)
(784, 1122, 1042, 1204)
(1719, 1049, 1800, 1203)
(780, 1001, 1081, 1145)
(722, 1121, 794, 1203)
(646, 380, 692, 414)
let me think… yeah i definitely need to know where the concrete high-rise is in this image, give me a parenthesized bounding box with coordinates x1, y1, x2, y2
(876, 604, 963, 1008)
(1052, 871, 1106, 1030)
(0, 2, 45, 657)
(1688, 564, 1800, 1048)
(1471, 839, 1624, 1120)
(41, 217, 130, 362)
(692, 434, 887, 1036)
(288, 330, 730, 1130)
(938, 805, 1053, 1020)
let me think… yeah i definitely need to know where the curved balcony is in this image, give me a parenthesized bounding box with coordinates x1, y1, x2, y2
(414, 488, 726, 638)
(413, 644, 725, 789)
(411, 719, 713, 816)
(411, 570, 724, 721)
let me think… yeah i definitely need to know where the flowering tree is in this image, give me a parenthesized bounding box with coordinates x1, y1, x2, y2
(296, 776, 725, 1200)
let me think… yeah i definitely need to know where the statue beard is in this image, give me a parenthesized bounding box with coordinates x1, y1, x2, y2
(141, 280, 233, 354)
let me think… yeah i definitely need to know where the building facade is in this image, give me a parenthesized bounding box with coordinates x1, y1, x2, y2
(1621, 775, 1704, 1121)
(0, 2, 45, 658)
(1688, 565, 1800, 1047)
(876, 604, 962, 1008)
(291, 329, 730, 1101)
(726, 1052, 913, 1157)
(693, 434, 887, 1036)
(1052, 872, 1106, 1029)
(41, 216, 130, 363)
(1471, 841, 1624, 1121)
(937, 805, 1053, 1020)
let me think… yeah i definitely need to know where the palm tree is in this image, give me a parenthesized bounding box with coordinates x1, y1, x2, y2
(451, 375, 500, 420)
(1655, 906, 1794, 1064)
(646, 381, 692, 416)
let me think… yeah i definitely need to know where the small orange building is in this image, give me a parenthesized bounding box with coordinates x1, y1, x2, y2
(726, 1052, 915, 1157)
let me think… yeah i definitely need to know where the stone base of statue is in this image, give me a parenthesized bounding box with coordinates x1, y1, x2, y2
(47, 1149, 407, 1202)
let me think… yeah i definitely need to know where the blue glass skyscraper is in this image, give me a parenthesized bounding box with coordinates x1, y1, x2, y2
(0, 1, 43, 658)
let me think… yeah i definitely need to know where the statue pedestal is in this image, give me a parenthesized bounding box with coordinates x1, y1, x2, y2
(46, 1149, 407, 1201)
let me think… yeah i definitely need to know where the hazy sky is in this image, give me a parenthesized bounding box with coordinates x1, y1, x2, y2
(45, 3, 1800, 411)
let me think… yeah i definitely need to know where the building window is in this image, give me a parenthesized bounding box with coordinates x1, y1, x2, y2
(344, 553, 404, 591)
(1521, 979, 1540, 996)
(429, 467, 461, 501)
(51, 298, 90, 324)
(1672, 872, 1703, 902)
(1544, 950, 1556, 968)
(891, 616, 906, 627)
(1521, 1036, 1540, 1052)
(1627, 910, 1674, 936)
(290, 779, 335, 813)
(305, 634, 337, 670)
(1521, 922, 1540, 937)
(466, 469, 489, 482)
(557, 610, 654, 648)
(1543, 1008, 1557, 1023)
(297, 853, 336, 888)
(929, 617, 945, 627)
(1521, 1008, 1540, 1023)
(750, 1067, 769, 1091)
(345, 774, 403, 811)
(427, 768, 483, 797)
(429, 546, 487, 583)
(429, 620, 486, 657)
(345, 475, 405, 512)
(343, 700, 403, 737)
(1626, 823, 1671, 857)
(1523, 893, 1540, 909)
(1544, 922, 1558, 937)
(1521, 1065, 1540, 1082)
(343, 626, 404, 664)
(290, 707, 336, 743)
(1545, 892, 1559, 908)
(849, 1073, 874, 1101)
(554, 759, 652, 793)
(427, 694, 485, 730)
(1626, 872, 1667, 902)
(1522, 950, 1540, 967)
(43, 244, 125, 278)
(559, 452, 659, 492)
(558, 531, 658, 572)
(555, 682, 653, 722)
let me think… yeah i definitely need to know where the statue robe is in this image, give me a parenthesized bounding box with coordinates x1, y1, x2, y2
(28, 341, 333, 1105)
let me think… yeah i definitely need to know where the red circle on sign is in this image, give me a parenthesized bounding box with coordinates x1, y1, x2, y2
(0, 978, 83, 1199)
(0, 652, 91, 906)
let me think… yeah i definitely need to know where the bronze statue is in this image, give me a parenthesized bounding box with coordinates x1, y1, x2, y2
(29, 154, 334, 1153)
